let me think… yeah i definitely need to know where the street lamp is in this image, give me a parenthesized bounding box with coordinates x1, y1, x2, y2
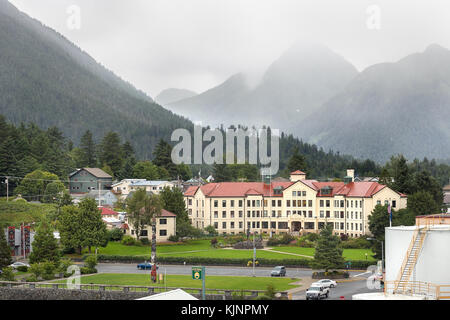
(367, 237, 384, 273)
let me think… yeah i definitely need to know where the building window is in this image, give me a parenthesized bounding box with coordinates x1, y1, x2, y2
(239, 200, 243, 207)
(308, 200, 313, 207)
(392, 200, 397, 208)
(231, 200, 235, 207)
(292, 191, 296, 197)
(140, 230, 148, 237)
(214, 211, 218, 218)
(214, 200, 218, 207)
(278, 222, 288, 229)
(222, 211, 226, 218)
(159, 230, 167, 236)
(230, 222, 235, 229)
(222, 200, 226, 207)
(287, 200, 291, 207)
(214, 222, 218, 229)
(230, 211, 235, 218)
(320, 200, 324, 207)
(159, 219, 167, 225)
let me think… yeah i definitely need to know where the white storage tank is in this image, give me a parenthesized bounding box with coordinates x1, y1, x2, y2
(385, 225, 450, 286)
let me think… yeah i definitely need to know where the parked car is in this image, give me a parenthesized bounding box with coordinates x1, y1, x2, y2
(271, 266, 286, 277)
(306, 285, 329, 300)
(137, 262, 158, 270)
(9, 262, 30, 269)
(312, 279, 337, 288)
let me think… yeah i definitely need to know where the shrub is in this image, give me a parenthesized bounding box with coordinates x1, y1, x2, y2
(121, 235, 137, 246)
(84, 255, 98, 270)
(210, 238, 218, 247)
(0, 267, 15, 281)
(108, 228, 124, 241)
(17, 265, 29, 272)
(340, 237, 372, 249)
(140, 238, 150, 245)
(80, 267, 97, 274)
(168, 235, 179, 242)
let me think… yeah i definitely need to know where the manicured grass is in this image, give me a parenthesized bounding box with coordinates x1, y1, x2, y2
(270, 246, 376, 261)
(94, 240, 374, 261)
(95, 241, 311, 260)
(57, 273, 299, 292)
(95, 240, 212, 256)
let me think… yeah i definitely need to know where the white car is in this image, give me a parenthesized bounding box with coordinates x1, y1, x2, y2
(9, 262, 30, 269)
(312, 279, 337, 288)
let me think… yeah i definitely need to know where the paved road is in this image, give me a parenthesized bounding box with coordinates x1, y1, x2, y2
(291, 271, 383, 300)
(97, 263, 318, 278)
(97, 263, 379, 299)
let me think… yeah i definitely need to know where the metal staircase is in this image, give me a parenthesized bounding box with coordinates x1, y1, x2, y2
(394, 226, 429, 294)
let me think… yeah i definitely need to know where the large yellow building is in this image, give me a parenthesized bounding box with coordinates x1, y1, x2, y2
(184, 170, 407, 238)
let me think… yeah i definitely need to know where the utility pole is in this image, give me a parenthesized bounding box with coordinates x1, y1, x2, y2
(252, 231, 256, 277)
(98, 181, 101, 207)
(5, 177, 9, 202)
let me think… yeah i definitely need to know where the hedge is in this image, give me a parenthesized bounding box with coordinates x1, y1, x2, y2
(91, 254, 375, 270)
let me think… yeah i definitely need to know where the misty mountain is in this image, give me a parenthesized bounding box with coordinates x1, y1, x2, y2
(167, 43, 358, 131)
(0, 0, 193, 159)
(299, 44, 450, 162)
(155, 88, 198, 105)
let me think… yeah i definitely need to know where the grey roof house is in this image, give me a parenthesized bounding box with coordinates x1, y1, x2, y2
(69, 168, 113, 194)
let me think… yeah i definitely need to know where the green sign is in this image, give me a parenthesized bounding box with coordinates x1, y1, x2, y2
(192, 266, 204, 280)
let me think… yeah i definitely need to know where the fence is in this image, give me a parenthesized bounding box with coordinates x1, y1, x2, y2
(384, 281, 450, 300)
(0, 281, 275, 300)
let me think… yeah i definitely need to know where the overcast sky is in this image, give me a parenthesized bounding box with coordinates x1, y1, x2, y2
(8, 0, 450, 97)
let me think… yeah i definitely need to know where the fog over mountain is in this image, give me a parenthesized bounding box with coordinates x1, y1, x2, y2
(166, 43, 358, 131)
(299, 44, 450, 162)
(155, 88, 198, 106)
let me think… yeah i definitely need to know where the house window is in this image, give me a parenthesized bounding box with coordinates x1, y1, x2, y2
(239, 200, 243, 207)
(287, 200, 291, 207)
(214, 222, 218, 229)
(159, 219, 167, 225)
(222, 222, 227, 229)
(392, 200, 397, 208)
(230, 200, 235, 207)
(140, 230, 148, 237)
(222, 200, 226, 207)
(214, 200, 218, 207)
(159, 230, 167, 236)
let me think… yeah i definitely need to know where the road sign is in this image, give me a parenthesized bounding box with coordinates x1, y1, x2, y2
(192, 266, 204, 280)
(192, 266, 206, 300)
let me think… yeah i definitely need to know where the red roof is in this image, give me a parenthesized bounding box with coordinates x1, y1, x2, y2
(160, 209, 177, 217)
(184, 180, 397, 198)
(99, 207, 119, 216)
(290, 170, 306, 175)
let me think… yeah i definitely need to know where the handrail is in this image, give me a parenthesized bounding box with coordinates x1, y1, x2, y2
(385, 281, 450, 300)
(395, 226, 428, 291)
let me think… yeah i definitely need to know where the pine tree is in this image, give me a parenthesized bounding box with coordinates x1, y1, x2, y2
(311, 224, 345, 271)
(99, 132, 124, 176)
(0, 228, 12, 269)
(153, 139, 177, 179)
(79, 130, 97, 167)
(29, 220, 61, 264)
(287, 147, 308, 173)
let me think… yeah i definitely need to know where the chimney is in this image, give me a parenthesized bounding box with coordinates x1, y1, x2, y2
(290, 170, 306, 182)
(346, 169, 355, 183)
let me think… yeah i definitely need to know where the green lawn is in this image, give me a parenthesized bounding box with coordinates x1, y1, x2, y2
(270, 246, 376, 261)
(95, 241, 312, 260)
(95, 241, 374, 261)
(56, 273, 299, 292)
